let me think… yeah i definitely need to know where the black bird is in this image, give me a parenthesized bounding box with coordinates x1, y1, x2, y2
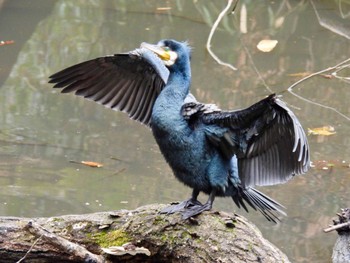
(49, 39, 310, 222)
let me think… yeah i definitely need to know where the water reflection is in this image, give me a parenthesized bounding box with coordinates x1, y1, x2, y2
(0, 1, 349, 262)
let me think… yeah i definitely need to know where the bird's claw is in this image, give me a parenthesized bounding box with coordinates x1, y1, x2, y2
(160, 199, 203, 215)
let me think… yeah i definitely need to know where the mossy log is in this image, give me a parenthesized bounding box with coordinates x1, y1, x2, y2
(0, 204, 290, 262)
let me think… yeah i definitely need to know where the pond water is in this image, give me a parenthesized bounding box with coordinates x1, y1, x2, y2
(1, 0, 350, 262)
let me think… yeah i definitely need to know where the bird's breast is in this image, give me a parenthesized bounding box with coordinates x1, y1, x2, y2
(151, 111, 213, 191)
(150, 85, 213, 190)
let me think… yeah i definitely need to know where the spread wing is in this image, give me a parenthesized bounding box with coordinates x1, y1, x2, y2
(182, 94, 310, 188)
(49, 48, 169, 126)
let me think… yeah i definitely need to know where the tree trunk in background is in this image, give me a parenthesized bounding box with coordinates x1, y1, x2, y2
(0, 204, 290, 263)
(330, 208, 350, 263)
(332, 235, 350, 263)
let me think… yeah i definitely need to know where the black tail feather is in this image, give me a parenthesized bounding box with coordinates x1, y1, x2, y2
(232, 186, 286, 223)
(232, 194, 250, 213)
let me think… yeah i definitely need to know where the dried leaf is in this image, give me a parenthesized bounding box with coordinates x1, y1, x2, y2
(257, 39, 278, 52)
(70, 160, 103, 168)
(156, 7, 171, 11)
(0, 40, 15, 46)
(275, 16, 285, 28)
(240, 4, 247, 34)
(308, 126, 336, 136)
(81, 161, 103, 167)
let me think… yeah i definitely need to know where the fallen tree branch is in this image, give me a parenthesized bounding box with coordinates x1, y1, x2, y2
(16, 234, 43, 263)
(24, 221, 104, 263)
(324, 221, 350, 233)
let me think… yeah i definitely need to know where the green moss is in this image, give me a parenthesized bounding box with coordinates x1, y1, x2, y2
(159, 231, 175, 244)
(158, 228, 200, 247)
(159, 231, 181, 245)
(153, 215, 166, 226)
(90, 229, 131, 247)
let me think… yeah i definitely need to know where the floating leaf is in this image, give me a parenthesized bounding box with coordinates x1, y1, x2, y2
(70, 160, 103, 168)
(156, 7, 171, 11)
(257, 39, 278, 52)
(81, 161, 103, 167)
(308, 126, 336, 136)
(240, 4, 247, 34)
(0, 40, 15, 46)
(275, 16, 285, 28)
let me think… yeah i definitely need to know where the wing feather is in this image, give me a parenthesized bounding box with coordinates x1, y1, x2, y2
(49, 48, 169, 126)
(182, 94, 310, 188)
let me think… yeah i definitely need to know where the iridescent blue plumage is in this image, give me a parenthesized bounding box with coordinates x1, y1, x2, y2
(49, 39, 310, 222)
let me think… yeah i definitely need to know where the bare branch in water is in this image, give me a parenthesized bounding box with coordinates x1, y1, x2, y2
(206, 0, 238, 71)
(287, 58, 350, 91)
(287, 57, 350, 122)
(206, 1, 350, 122)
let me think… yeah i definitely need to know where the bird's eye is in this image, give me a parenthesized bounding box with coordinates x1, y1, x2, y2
(163, 46, 170, 52)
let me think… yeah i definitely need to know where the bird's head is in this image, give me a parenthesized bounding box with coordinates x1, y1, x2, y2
(140, 39, 191, 69)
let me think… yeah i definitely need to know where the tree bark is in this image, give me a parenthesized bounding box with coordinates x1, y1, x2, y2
(0, 204, 290, 263)
(325, 208, 350, 263)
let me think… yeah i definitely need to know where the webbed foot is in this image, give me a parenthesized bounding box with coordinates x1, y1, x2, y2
(181, 189, 217, 219)
(160, 198, 203, 215)
(181, 202, 212, 219)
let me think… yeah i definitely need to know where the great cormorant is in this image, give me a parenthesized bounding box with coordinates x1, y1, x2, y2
(49, 39, 310, 222)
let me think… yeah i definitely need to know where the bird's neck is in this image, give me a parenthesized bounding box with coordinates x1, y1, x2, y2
(164, 62, 192, 100)
(151, 66, 191, 131)
(165, 71, 191, 100)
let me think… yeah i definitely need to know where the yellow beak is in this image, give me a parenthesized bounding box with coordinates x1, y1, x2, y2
(141, 42, 171, 61)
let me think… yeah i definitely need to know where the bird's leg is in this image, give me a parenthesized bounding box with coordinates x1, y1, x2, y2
(182, 189, 216, 219)
(160, 189, 202, 215)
